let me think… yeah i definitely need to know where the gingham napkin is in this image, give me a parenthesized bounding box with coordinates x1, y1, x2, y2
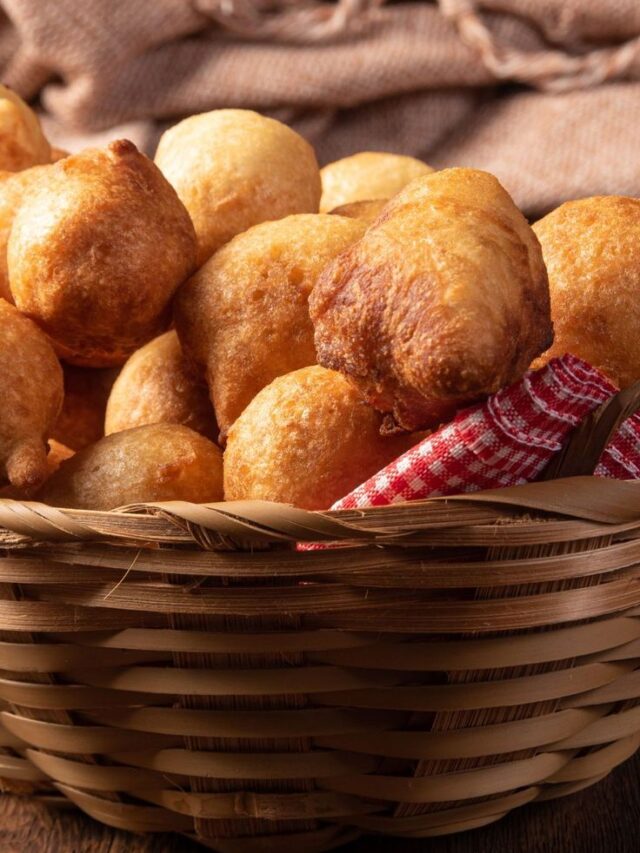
(333, 354, 640, 512)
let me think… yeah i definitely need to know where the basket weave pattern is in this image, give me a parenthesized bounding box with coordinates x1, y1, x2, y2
(0, 473, 640, 850)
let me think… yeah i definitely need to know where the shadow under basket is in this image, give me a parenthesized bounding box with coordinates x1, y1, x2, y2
(1, 389, 640, 851)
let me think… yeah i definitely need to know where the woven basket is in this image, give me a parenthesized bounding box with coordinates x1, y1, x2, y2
(0, 388, 640, 851)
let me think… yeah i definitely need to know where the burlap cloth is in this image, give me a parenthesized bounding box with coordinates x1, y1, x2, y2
(1, 0, 639, 215)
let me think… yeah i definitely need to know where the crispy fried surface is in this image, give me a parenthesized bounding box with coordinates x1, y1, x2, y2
(175, 213, 366, 439)
(155, 109, 321, 266)
(8, 139, 197, 367)
(0, 164, 50, 302)
(534, 196, 640, 388)
(0, 298, 63, 490)
(329, 198, 389, 225)
(52, 364, 118, 451)
(224, 365, 414, 510)
(320, 152, 432, 212)
(39, 423, 223, 510)
(105, 331, 217, 441)
(310, 167, 553, 431)
(0, 85, 50, 171)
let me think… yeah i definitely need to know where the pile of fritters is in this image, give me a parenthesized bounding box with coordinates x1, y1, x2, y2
(1, 92, 635, 510)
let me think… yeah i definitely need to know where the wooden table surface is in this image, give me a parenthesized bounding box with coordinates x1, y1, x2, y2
(1, 751, 638, 853)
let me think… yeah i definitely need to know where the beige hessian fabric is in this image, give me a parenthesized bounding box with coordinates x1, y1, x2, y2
(1, 0, 640, 215)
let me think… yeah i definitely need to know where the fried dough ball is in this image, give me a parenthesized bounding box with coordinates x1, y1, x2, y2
(8, 139, 196, 367)
(155, 109, 321, 266)
(0, 164, 50, 302)
(224, 366, 413, 510)
(38, 423, 223, 510)
(0, 85, 50, 171)
(329, 198, 388, 226)
(105, 331, 217, 440)
(175, 214, 366, 439)
(52, 365, 119, 451)
(320, 152, 432, 212)
(533, 196, 640, 388)
(0, 299, 63, 490)
(310, 168, 553, 432)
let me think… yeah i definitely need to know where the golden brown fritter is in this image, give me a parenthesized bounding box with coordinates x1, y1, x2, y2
(175, 213, 366, 439)
(533, 196, 640, 388)
(329, 198, 389, 226)
(0, 164, 50, 302)
(0, 85, 50, 171)
(224, 366, 415, 510)
(310, 167, 553, 432)
(105, 331, 217, 440)
(320, 152, 432, 212)
(8, 139, 197, 367)
(155, 109, 321, 266)
(52, 364, 119, 451)
(38, 423, 223, 510)
(0, 299, 63, 490)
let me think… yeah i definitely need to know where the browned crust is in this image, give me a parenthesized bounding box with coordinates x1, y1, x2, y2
(0, 299, 63, 490)
(8, 140, 196, 367)
(534, 195, 640, 388)
(310, 168, 553, 430)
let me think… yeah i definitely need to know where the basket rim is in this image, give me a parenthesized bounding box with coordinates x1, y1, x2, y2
(0, 476, 639, 550)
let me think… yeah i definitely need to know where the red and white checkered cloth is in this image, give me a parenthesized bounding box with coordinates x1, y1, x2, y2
(337, 353, 640, 511)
